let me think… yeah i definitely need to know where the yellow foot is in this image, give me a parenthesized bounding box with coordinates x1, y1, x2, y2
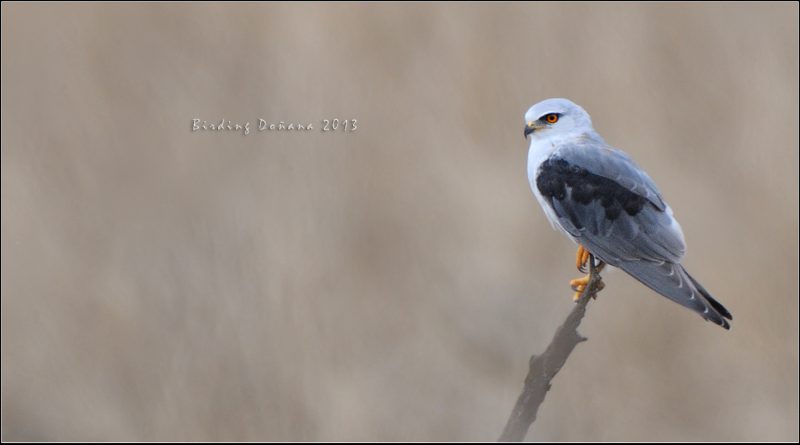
(570, 274, 591, 301)
(575, 245, 590, 273)
(569, 259, 606, 301)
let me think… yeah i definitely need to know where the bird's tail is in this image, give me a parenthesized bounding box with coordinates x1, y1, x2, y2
(684, 269, 733, 323)
(616, 260, 732, 329)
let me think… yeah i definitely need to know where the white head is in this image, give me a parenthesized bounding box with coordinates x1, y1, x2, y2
(523, 98, 599, 143)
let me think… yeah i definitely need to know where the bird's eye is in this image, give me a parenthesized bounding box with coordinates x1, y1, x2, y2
(544, 113, 560, 124)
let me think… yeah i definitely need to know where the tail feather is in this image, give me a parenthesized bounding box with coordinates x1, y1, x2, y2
(615, 260, 732, 329)
(685, 270, 732, 321)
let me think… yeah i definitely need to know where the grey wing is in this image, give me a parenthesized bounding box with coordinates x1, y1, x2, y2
(557, 142, 668, 212)
(551, 195, 684, 263)
(540, 144, 731, 328)
(547, 141, 685, 262)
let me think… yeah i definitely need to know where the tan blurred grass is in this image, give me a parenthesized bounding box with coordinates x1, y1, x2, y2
(1, 2, 798, 441)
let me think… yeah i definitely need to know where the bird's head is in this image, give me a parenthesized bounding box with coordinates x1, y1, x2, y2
(524, 98, 594, 141)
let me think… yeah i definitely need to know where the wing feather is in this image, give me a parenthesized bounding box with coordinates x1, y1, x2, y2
(556, 142, 667, 211)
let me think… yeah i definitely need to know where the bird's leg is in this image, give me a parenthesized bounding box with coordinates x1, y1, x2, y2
(575, 245, 590, 273)
(570, 253, 606, 301)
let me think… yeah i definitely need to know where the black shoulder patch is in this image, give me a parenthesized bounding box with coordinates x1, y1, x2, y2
(536, 157, 649, 221)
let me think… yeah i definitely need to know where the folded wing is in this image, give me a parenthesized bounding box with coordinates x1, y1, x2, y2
(536, 142, 731, 328)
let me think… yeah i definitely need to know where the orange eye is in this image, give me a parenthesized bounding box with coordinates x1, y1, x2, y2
(545, 113, 559, 124)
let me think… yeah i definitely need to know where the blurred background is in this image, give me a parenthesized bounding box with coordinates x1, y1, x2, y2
(2, 2, 798, 441)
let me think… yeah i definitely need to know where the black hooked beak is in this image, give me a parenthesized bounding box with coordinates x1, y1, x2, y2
(524, 124, 535, 140)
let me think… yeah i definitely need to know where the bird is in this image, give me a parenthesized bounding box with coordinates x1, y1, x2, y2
(524, 98, 732, 329)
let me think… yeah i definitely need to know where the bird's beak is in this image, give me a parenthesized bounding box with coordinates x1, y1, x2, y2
(524, 121, 537, 140)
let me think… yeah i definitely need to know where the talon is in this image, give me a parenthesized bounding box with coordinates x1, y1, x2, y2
(570, 274, 590, 290)
(575, 246, 590, 273)
(570, 274, 591, 300)
(569, 265, 608, 301)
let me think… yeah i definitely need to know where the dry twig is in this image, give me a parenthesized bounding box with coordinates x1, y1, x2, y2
(499, 256, 604, 442)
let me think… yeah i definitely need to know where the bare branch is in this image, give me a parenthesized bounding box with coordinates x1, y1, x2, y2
(499, 257, 604, 442)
